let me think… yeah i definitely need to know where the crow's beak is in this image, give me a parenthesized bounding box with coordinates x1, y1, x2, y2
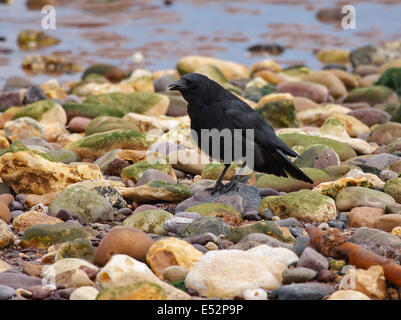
(168, 78, 187, 91)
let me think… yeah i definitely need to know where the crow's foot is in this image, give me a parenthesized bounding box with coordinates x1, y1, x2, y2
(204, 180, 225, 195)
(221, 179, 240, 193)
(205, 180, 240, 195)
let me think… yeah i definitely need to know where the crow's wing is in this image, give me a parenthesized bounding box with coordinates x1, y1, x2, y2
(221, 98, 299, 158)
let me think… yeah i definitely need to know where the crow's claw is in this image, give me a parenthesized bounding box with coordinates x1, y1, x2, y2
(222, 180, 239, 193)
(204, 181, 225, 195)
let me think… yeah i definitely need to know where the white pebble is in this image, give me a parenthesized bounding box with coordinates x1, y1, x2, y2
(131, 52, 144, 64)
(242, 288, 268, 300)
(70, 286, 99, 300)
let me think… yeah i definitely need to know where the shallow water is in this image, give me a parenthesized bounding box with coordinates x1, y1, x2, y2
(1, 0, 401, 87)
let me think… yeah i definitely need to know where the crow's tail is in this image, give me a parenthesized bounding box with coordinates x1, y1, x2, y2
(276, 149, 314, 184)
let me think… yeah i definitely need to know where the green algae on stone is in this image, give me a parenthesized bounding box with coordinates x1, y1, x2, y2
(194, 65, 241, 94)
(201, 163, 237, 180)
(385, 137, 401, 154)
(118, 180, 191, 203)
(169, 280, 187, 292)
(48, 185, 113, 223)
(121, 158, 172, 183)
(375, 68, 401, 96)
(389, 104, 401, 124)
(0, 140, 57, 162)
(122, 209, 173, 236)
(329, 259, 347, 272)
(12, 100, 56, 122)
(344, 86, 398, 106)
(56, 238, 95, 262)
(64, 129, 155, 160)
(148, 180, 191, 196)
(20, 223, 95, 249)
(85, 116, 139, 136)
(227, 220, 294, 244)
(335, 186, 396, 211)
(242, 84, 275, 102)
(254, 167, 330, 192)
(62, 92, 169, 119)
(150, 180, 191, 194)
(45, 150, 79, 164)
(320, 118, 348, 137)
(384, 177, 401, 203)
(185, 203, 243, 225)
(177, 216, 231, 238)
(96, 281, 166, 300)
(255, 98, 300, 128)
(177, 55, 249, 80)
(278, 65, 311, 78)
(259, 189, 337, 223)
(17, 29, 60, 50)
(82, 64, 126, 83)
(278, 133, 357, 161)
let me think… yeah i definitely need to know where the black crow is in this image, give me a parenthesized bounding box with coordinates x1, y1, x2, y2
(168, 73, 313, 194)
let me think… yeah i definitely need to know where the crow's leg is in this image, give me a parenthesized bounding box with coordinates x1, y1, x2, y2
(205, 163, 231, 195)
(222, 161, 247, 193)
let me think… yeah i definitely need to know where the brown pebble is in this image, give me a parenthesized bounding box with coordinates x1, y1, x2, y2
(317, 269, 336, 282)
(31, 286, 50, 300)
(22, 261, 44, 277)
(388, 287, 399, 300)
(0, 194, 14, 207)
(221, 239, 234, 249)
(94, 226, 154, 266)
(67, 116, 92, 133)
(124, 179, 136, 187)
(133, 204, 158, 213)
(0, 202, 11, 223)
(79, 265, 97, 281)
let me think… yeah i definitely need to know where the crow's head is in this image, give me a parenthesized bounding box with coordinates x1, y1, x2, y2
(168, 73, 225, 103)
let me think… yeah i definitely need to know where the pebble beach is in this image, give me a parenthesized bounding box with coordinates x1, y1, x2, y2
(1, 0, 401, 301)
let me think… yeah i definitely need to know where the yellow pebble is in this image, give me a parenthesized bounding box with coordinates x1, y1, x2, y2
(204, 242, 219, 251)
(392, 226, 401, 238)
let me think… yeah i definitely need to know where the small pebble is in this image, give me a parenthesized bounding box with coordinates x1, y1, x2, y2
(327, 220, 345, 229)
(174, 169, 186, 179)
(0, 285, 16, 300)
(204, 241, 219, 250)
(289, 227, 304, 238)
(337, 212, 347, 223)
(124, 179, 136, 187)
(15, 194, 26, 205)
(259, 188, 280, 197)
(10, 201, 24, 211)
(263, 208, 274, 220)
(56, 209, 73, 221)
(117, 208, 132, 216)
(192, 243, 207, 253)
(11, 210, 25, 218)
(242, 210, 263, 221)
(242, 288, 268, 300)
(317, 269, 336, 283)
(276, 218, 299, 228)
